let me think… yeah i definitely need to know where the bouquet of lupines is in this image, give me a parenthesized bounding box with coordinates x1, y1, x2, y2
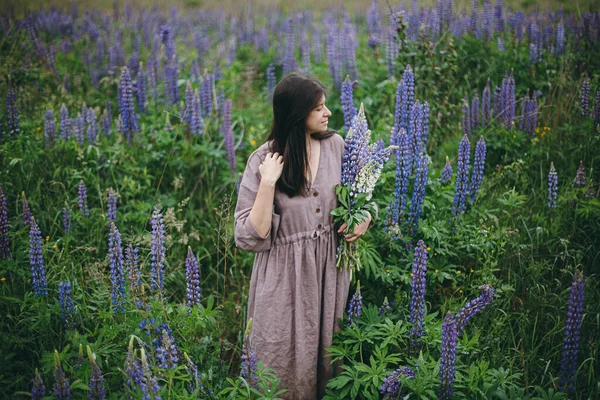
(331, 104, 397, 278)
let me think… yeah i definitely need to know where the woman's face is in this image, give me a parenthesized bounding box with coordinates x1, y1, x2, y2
(305, 95, 331, 135)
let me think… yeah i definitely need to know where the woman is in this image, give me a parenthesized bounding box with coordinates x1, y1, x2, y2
(234, 72, 373, 399)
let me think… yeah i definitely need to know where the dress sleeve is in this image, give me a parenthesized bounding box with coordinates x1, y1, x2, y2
(234, 152, 281, 253)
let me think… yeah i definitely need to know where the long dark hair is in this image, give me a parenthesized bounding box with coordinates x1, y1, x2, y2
(267, 72, 334, 197)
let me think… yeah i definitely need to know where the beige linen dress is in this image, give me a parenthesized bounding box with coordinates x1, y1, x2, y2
(234, 133, 350, 399)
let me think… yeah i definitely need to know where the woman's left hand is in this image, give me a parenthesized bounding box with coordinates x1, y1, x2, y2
(337, 211, 371, 243)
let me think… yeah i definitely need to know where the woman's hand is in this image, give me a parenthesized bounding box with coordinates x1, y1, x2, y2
(259, 152, 284, 186)
(337, 211, 372, 242)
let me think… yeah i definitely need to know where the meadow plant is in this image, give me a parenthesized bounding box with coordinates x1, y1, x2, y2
(222, 99, 236, 177)
(57, 281, 75, 328)
(0, 186, 10, 259)
(470, 93, 480, 130)
(439, 312, 458, 400)
(594, 91, 600, 128)
(107, 188, 117, 222)
(31, 368, 46, 400)
(454, 284, 495, 334)
(379, 296, 391, 315)
(341, 76, 357, 133)
(440, 156, 453, 186)
(469, 136, 486, 202)
(408, 154, 429, 234)
(87, 346, 105, 400)
(125, 241, 141, 294)
(108, 222, 126, 313)
(136, 62, 147, 114)
(347, 281, 363, 325)
(185, 247, 201, 309)
(22, 192, 32, 226)
(191, 90, 203, 136)
(156, 326, 180, 369)
(560, 269, 584, 393)
(266, 63, 276, 98)
(240, 318, 258, 388)
(118, 66, 139, 142)
(548, 162, 558, 208)
(150, 207, 166, 295)
(451, 134, 471, 230)
(78, 180, 89, 216)
(580, 74, 590, 117)
(574, 161, 586, 186)
(201, 71, 213, 117)
(409, 240, 428, 351)
(380, 366, 415, 399)
(53, 351, 72, 400)
(29, 218, 47, 297)
(62, 208, 71, 233)
(5, 80, 19, 138)
(184, 353, 204, 394)
(45, 109, 56, 145)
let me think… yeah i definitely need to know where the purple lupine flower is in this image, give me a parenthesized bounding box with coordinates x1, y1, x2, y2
(341, 105, 369, 187)
(409, 240, 428, 351)
(87, 346, 105, 400)
(139, 348, 161, 398)
(471, 93, 480, 130)
(101, 110, 111, 137)
(184, 352, 205, 394)
(185, 247, 201, 309)
(62, 208, 71, 234)
(184, 81, 194, 125)
(29, 218, 47, 297)
(440, 156, 453, 186)
(150, 207, 166, 295)
(266, 63, 276, 99)
(548, 162, 558, 208)
(454, 284, 495, 334)
(108, 222, 126, 313)
(385, 28, 398, 77)
(388, 129, 411, 234)
(125, 337, 144, 391)
(0, 187, 10, 259)
(127, 51, 139, 78)
(60, 104, 70, 139)
(408, 154, 429, 235)
(31, 368, 46, 400)
(493, 0, 505, 33)
(469, 0, 479, 36)
(439, 312, 458, 400)
(53, 351, 72, 400)
(191, 89, 203, 136)
(380, 366, 415, 399)
(347, 281, 363, 325)
(156, 326, 179, 369)
(593, 91, 600, 128)
(136, 62, 147, 114)
(78, 180, 89, 216)
(222, 99, 236, 178)
(482, 0, 492, 42)
(241, 318, 259, 388)
(125, 241, 141, 293)
(45, 109, 56, 145)
(107, 189, 117, 222)
(73, 114, 85, 146)
(6, 80, 19, 138)
(497, 36, 505, 51)
(341, 76, 357, 133)
(86, 109, 97, 145)
(469, 136, 486, 202)
(283, 17, 296, 75)
(366, 0, 382, 48)
(555, 20, 565, 55)
(451, 134, 471, 229)
(421, 101, 430, 147)
(146, 57, 157, 101)
(580, 74, 590, 117)
(392, 80, 406, 139)
(118, 67, 139, 143)
(201, 71, 213, 117)
(462, 96, 471, 137)
(22, 192, 32, 226)
(379, 296, 391, 315)
(401, 65, 415, 132)
(58, 281, 75, 328)
(559, 269, 584, 393)
(493, 86, 502, 121)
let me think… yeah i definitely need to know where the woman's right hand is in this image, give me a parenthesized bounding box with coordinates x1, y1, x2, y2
(259, 152, 284, 185)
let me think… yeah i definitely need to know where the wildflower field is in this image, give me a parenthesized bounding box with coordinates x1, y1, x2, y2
(0, 0, 599, 398)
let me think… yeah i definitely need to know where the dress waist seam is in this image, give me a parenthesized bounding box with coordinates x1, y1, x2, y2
(272, 224, 335, 247)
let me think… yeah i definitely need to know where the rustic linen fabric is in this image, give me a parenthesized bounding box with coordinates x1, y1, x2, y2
(234, 133, 349, 399)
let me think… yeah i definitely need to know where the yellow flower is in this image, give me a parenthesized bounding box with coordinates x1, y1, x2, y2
(46, 236, 50, 242)
(470, 268, 474, 273)
(511, 120, 515, 125)
(457, 270, 462, 274)
(536, 128, 540, 133)
(533, 137, 539, 142)
(435, 269, 439, 273)
(459, 289, 463, 293)
(251, 139, 256, 146)
(385, 269, 390, 273)
(37, 127, 41, 131)
(410, 273, 414, 277)
(434, 252, 437, 256)
(1, 277, 6, 282)
(426, 247, 431, 251)
(513, 134, 516, 138)
(53, 244, 57, 249)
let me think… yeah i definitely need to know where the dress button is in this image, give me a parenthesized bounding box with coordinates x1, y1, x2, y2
(316, 208, 321, 213)
(317, 224, 323, 229)
(313, 192, 319, 197)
